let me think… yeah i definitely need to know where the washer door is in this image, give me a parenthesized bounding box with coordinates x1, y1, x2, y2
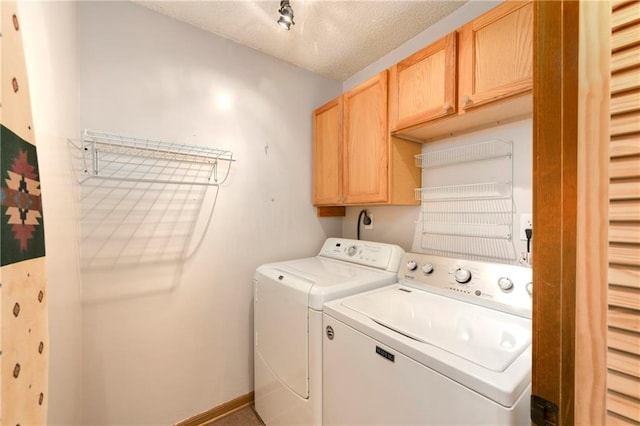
(254, 267, 311, 398)
(342, 286, 531, 372)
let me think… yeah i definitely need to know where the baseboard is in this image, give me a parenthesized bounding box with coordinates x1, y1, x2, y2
(175, 391, 254, 426)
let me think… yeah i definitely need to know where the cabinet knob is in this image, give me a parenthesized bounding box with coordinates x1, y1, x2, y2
(462, 95, 472, 107)
(442, 102, 453, 112)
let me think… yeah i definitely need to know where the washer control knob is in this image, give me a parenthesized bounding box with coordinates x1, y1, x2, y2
(454, 268, 472, 284)
(406, 260, 418, 271)
(422, 263, 434, 275)
(347, 245, 358, 257)
(526, 282, 533, 296)
(498, 277, 514, 291)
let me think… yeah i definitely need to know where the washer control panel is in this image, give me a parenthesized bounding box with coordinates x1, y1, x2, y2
(398, 253, 532, 318)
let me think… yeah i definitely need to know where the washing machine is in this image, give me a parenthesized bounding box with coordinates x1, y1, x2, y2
(253, 237, 405, 425)
(323, 252, 533, 425)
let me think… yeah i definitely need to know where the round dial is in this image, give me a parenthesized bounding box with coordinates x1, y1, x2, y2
(498, 277, 514, 291)
(347, 245, 358, 257)
(406, 260, 418, 271)
(422, 263, 434, 275)
(526, 282, 533, 296)
(454, 268, 472, 284)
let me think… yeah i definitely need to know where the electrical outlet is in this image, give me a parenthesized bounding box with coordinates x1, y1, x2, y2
(364, 214, 373, 230)
(519, 214, 533, 241)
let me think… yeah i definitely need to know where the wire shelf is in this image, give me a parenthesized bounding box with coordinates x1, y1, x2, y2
(69, 130, 234, 277)
(415, 182, 512, 202)
(422, 207, 512, 224)
(418, 198, 513, 215)
(416, 139, 515, 263)
(420, 223, 512, 239)
(418, 197, 514, 240)
(415, 139, 511, 168)
(419, 234, 516, 263)
(74, 129, 235, 186)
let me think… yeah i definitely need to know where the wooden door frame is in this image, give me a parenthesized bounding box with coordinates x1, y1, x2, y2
(532, 1, 578, 424)
(533, 1, 610, 424)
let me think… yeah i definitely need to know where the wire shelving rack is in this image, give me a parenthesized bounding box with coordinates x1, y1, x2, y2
(415, 139, 515, 263)
(74, 129, 234, 186)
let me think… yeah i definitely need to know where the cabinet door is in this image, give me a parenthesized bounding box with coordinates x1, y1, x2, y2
(458, 1, 533, 112)
(343, 71, 389, 204)
(312, 97, 343, 206)
(389, 32, 457, 132)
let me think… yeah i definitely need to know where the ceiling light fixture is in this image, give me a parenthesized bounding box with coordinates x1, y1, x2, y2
(277, 0, 295, 30)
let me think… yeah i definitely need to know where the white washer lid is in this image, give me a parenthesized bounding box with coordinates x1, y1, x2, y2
(256, 257, 398, 310)
(342, 286, 531, 372)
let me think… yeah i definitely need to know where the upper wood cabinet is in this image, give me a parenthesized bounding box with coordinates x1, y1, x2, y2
(312, 96, 343, 206)
(342, 71, 389, 204)
(389, 33, 457, 132)
(458, 1, 533, 112)
(392, 1, 533, 141)
(312, 71, 420, 208)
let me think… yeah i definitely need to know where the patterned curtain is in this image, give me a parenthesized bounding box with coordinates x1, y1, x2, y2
(0, 1, 49, 424)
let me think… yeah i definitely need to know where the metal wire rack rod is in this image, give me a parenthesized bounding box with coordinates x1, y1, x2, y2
(82, 130, 235, 163)
(415, 182, 512, 202)
(420, 198, 514, 213)
(415, 139, 512, 169)
(420, 234, 516, 264)
(421, 212, 513, 225)
(77, 130, 235, 186)
(421, 226, 512, 239)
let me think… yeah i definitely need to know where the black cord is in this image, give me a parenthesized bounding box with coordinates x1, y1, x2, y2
(357, 209, 371, 240)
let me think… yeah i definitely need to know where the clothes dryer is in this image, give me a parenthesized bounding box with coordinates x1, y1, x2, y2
(253, 238, 404, 425)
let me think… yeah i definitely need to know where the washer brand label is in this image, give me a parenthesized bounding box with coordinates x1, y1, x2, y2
(376, 346, 395, 362)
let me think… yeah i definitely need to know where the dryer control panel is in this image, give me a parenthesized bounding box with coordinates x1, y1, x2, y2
(318, 238, 405, 272)
(398, 253, 533, 318)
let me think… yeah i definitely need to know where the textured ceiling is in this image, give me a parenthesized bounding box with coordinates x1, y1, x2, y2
(133, 1, 467, 81)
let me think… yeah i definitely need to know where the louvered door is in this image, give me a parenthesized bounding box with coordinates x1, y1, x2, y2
(608, 1, 640, 423)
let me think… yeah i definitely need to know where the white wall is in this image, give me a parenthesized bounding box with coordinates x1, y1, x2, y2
(78, 2, 342, 424)
(18, 1, 83, 424)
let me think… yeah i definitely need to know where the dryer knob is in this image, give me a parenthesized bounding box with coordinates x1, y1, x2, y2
(454, 268, 472, 284)
(406, 260, 418, 271)
(347, 245, 358, 257)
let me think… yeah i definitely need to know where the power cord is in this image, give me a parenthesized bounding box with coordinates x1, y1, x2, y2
(523, 227, 533, 266)
(357, 209, 372, 240)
